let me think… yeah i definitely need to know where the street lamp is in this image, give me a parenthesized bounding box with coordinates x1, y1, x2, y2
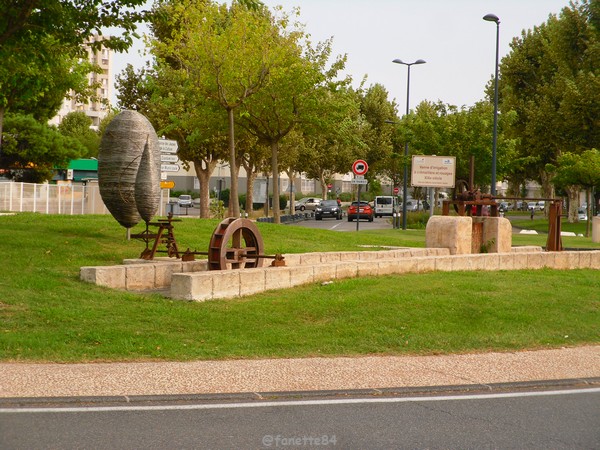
(483, 13, 500, 196)
(392, 58, 426, 230)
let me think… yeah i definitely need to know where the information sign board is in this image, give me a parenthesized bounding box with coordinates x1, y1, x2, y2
(411, 155, 456, 188)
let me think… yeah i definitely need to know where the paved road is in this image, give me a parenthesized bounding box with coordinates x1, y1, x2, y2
(289, 215, 394, 231)
(2, 386, 598, 449)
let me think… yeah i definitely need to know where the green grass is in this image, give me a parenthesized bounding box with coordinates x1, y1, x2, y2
(0, 212, 598, 363)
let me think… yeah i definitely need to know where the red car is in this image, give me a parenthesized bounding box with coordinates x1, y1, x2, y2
(347, 201, 374, 222)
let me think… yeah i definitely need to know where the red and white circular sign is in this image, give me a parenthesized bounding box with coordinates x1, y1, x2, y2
(352, 159, 368, 176)
(393, 187, 400, 195)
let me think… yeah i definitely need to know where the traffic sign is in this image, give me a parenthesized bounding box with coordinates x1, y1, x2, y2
(393, 187, 400, 195)
(351, 175, 368, 185)
(352, 159, 368, 176)
(160, 180, 175, 189)
(161, 163, 180, 173)
(160, 154, 179, 163)
(158, 139, 178, 153)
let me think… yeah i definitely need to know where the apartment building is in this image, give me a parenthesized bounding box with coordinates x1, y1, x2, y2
(49, 35, 112, 130)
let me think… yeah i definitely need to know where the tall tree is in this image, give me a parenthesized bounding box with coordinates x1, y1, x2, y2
(499, 0, 599, 198)
(58, 111, 100, 158)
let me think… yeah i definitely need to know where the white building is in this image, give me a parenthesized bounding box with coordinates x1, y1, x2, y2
(49, 35, 112, 130)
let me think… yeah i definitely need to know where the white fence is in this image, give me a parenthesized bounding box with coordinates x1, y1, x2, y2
(0, 181, 170, 216)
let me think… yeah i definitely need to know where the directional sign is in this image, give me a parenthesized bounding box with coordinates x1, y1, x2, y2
(160, 180, 175, 189)
(158, 139, 178, 154)
(160, 154, 179, 163)
(161, 163, 180, 173)
(352, 159, 368, 176)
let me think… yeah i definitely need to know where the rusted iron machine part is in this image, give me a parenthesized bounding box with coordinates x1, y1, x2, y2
(131, 216, 286, 269)
(131, 213, 183, 260)
(442, 195, 563, 252)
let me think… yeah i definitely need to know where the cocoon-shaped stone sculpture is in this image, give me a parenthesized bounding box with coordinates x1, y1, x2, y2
(98, 110, 161, 228)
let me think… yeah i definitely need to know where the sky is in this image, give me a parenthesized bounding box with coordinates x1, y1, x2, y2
(111, 0, 571, 112)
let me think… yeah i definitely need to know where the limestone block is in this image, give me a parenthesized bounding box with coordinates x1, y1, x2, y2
(378, 260, 401, 275)
(450, 255, 473, 272)
(282, 254, 302, 266)
(393, 249, 413, 259)
(321, 252, 342, 263)
(552, 252, 570, 270)
(170, 273, 212, 301)
(336, 262, 359, 279)
(313, 263, 337, 282)
(498, 253, 514, 270)
(479, 217, 512, 253)
(183, 260, 208, 272)
(155, 263, 176, 288)
(526, 252, 545, 270)
(125, 264, 155, 290)
(482, 253, 500, 271)
(512, 253, 529, 270)
(212, 271, 241, 299)
(578, 251, 592, 269)
(592, 217, 600, 243)
(265, 267, 291, 291)
(338, 251, 360, 261)
(300, 253, 322, 266)
(395, 257, 418, 274)
(426, 216, 472, 255)
(289, 266, 315, 287)
(589, 251, 600, 269)
(539, 252, 555, 268)
(512, 246, 543, 253)
(80, 266, 126, 289)
(239, 269, 266, 296)
(469, 254, 487, 271)
(357, 261, 380, 277)
(434, 256, 454, 272)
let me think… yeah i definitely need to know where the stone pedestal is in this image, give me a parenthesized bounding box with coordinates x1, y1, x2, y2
(426, 216, 472, 255)
(593, 216, 600, 243)
(474, 216, 512, 253)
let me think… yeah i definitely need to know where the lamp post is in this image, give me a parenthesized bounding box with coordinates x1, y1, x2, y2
(392, 58, 426, 230)
(483, 13, 500, 196)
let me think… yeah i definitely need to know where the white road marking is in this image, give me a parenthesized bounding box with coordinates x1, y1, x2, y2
(1, 388, 598, 414)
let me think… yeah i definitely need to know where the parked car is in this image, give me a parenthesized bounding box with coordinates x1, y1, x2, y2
(315, 200, 343, 220)
(178, 194, 193, 207)
(527, 201, 537, 211)
(404, 200, 420, 212)
(498, 201, 513, 212)
(294, 197, 321, 211)
(347, 201, 374, 222)
(578, 208, 588, 221)
(537, 201, 545, 211)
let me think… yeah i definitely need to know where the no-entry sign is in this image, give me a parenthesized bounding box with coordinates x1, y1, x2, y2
(352, 159, 368, 176)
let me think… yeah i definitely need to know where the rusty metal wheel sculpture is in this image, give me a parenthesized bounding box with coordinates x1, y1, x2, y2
(452, 179, 470, 214)
(208, 218, 265, 270)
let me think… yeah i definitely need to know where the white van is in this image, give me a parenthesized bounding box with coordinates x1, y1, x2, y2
(374, 196, 397, 217)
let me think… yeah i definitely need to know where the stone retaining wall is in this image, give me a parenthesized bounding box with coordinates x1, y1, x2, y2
(80, 247, 600, 302)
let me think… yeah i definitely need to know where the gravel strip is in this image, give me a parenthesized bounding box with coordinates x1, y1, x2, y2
(1, 346, 598, 398)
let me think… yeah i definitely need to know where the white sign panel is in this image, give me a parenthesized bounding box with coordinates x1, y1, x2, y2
(158, 139, 178, 154)
(161, 163, 180, 173)
(160, 154, 179, 163)
(411, 155, 456, 188)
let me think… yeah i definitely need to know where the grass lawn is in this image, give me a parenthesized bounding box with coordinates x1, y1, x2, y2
(0, 213, 598, 363)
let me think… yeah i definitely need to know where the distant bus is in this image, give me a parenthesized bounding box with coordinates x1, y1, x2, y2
(374, 196, 398, 217)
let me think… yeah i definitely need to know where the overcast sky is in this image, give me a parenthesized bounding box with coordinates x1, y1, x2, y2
(112, 0, 571, 113)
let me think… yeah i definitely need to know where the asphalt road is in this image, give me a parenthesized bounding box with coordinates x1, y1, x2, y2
(289, 215, 394, 231)
(1, 387, 598, 449)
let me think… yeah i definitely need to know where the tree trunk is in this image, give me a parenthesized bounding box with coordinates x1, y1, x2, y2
(0, 106, 4, 151)
(193, 159, 217, 218)
(227, 107, 240, 218)
(242, 158, 257, 218)
(271, 141, 280, 224)
(565, 186, 580, 223)
(319, 173, 327, 201)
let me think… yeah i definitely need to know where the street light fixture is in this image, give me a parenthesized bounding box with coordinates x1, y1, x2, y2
(392, 58, 426, 230)
(483, 13, 500, 196)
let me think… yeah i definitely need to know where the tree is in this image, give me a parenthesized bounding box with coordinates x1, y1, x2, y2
(151, 0, 281, 218)
(0, 0, 148, 153)
(499, 0, 600, 198)
(58, 111, 100, 158)
(1, 113, 85, 182)
(546, 149, 600, 234)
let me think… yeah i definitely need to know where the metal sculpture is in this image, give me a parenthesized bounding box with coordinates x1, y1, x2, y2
(133, 216, 285, 270)
(98, 110, 161, 228)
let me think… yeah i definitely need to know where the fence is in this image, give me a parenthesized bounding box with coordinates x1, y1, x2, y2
(0, 181, 170, 217)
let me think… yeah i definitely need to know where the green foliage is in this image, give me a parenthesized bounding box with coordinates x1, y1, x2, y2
(1, 113, 85, 182)
(58, 111, 100, 158)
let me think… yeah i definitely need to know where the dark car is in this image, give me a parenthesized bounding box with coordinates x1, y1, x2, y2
(347, 201, 374, 222)
(315, 200, 343, 220)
